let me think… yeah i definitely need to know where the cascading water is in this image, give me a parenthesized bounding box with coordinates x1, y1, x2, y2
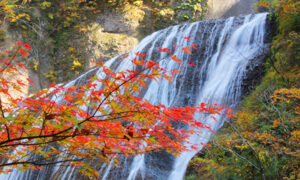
(168, 13, 268, 180)
(0, 13, 270, 180)
(101, 12, 270, 180)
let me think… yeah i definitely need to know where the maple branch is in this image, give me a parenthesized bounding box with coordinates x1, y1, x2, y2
(38, 66, 151, 138)
(0, 98, 5, 118)
(0, 111, 142, 147)
(0, 139, 59, 148)
(0, 46, 23, 76)
(0, 158, 84, 168)
(93, 110, 140, 118)
(90, 54, 171, 118)
(21, 55, 169, 145)
(0, 134, 61, 146)
(39, 102, 57, 136)
(90, 114, 133, 122)
(0, 98, 10, 141)
(0, 128, 150, 148)
(93, 71, 141, 116)
(103, 146, 177, 156)
(3, 124, 10, 141)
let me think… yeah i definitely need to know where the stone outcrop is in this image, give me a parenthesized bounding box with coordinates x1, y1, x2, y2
(206, 0, 259, 19)
(0, 4, 143, 98)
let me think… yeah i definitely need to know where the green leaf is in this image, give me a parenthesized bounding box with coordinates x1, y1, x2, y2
(74, 124, 82, 130)
(40, 1, 52, 9)
(48, 13, 54, 19)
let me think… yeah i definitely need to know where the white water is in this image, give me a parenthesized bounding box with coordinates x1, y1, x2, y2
(102, 13, 268, 180)
(169, 13, 267, 180)
(0, 13, 269, 180)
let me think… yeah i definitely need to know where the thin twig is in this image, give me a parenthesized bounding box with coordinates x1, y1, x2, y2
(212, 140, 259, 170)
(0, 159, 84, 168)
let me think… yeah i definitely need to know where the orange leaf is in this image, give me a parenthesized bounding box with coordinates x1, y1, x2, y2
(171, 55, 182, 64)
(171, 69, 182, 78)
(190, 44, 198, 50)
(135, 51, 146, 57)
(182, 47, 192, 55)
(158, 48, 173, 53)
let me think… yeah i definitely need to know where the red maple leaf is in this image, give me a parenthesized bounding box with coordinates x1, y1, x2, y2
(171, 69, 182, 78)
(182, 47, 192, 55)
(158, 48, 174, 53)
(26, 78, 34, 84)
(188, 61, 196, 67)
(15, 41, 23, 45)
(135, 51, 147, 57)
(210, 116, 217, 121)
(120, 54, 129, 59)
(23, 44, 32, 50)
(17, 63, 29, 69)
(20, 48, 29, 57)
(190, 44, 198, 50)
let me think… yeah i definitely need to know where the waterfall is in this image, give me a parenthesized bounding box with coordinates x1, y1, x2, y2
(102, 13, 269, 180)
(168, 13, 268, 180)
(0, 13, 270, 180)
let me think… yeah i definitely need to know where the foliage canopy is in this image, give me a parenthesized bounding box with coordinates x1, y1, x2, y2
(0, 40, 229, 178)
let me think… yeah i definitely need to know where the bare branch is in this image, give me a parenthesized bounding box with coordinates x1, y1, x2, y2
(225, 120, 266, 180)
(212, 140, 259, 170)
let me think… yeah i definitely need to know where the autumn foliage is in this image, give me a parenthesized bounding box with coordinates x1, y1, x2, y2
(0, 41, 230, 177)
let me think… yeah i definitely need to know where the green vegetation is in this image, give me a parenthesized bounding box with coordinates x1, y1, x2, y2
(0, 0, 208, 84)
(0, 28, 5, 42)
(135, 0, 208, 34)
(185, 0, 300, 179)
(0, 0, 99, 82)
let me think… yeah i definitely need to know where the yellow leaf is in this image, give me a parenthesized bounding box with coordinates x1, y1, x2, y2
(72, 59, 82, 70)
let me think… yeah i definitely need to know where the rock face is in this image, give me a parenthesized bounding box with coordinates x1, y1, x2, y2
(97, 5, 145, 36)
(86, 5, 145, 62)
(206, 0, 259, 19)
(241, 15, 276, 96)
(0, 4, 143, 98)
(0, 24, 49, 99)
